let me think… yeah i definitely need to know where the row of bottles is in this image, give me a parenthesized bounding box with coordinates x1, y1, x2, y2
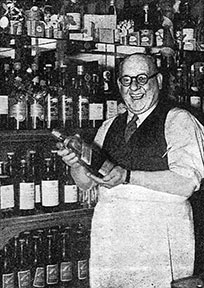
(0, 223, 90, 288)
(0, 58, 118, 131)
(0, 149, 98, 218)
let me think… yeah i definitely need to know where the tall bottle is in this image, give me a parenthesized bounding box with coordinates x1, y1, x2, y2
(52, 130, 114, 178)
(59, 230, 73, 287)
(8, 62, 28, 130)
(17, 238, 31, 288)
(109, 0, 116, 15)
(189, 64, 201, 111)
(0, 161, 15, 218)
(31, 235, 45, 288)
(0, 63, 10, 130)
(181, 1, 196, 51)
(29, 63, 45, 130)
(139, 4, 155, 47)
(60, 163, 79, 211)
(45, 233, 59, 288)
(65, 0, 81, 33)
(44, 64, 59, 130)
(58, 65, 74, 129)
(17, 159, 35, 216)
(41, 157, 59, 213)
(5, 152, 17, 215)
(1, 244, 15, 288)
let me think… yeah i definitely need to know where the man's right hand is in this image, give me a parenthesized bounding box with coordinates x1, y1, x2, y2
(56, 142, 80, 168)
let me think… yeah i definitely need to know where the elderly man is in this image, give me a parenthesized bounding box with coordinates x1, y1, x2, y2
(58, 53, 204, 287)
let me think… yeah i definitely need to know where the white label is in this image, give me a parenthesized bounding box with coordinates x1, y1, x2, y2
(41, 180, 59, 206)
(0, 184, 14, 209)
(19, 182, 35, 210)
(89, 103, 103, 120)
(0, 95, 8, 114)
(64, 185, 78, 203)
(106, 100, 117, 119)
(190, 96, 201, 108)
(78, 260, 88, 280)
(66, 13, 81, 30)
(183, 28, 194, 41)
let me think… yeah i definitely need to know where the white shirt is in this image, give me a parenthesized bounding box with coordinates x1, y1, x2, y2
(94, 107, 204, 191)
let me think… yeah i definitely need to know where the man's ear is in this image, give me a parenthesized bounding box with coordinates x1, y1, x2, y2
(156, 72, 163, 90)
(117, 78, 122, 90)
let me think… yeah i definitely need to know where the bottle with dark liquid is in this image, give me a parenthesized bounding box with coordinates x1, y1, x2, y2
(1, 244, 15, 288)
(139, 4, 155, 47)
(17, 238, 31, 288)
(31, 235, 45, 288)
(52, 130, 114, 178)
(0, 63, 10, 130)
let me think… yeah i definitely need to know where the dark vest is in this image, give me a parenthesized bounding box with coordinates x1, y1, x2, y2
(102, 100, 175, 171)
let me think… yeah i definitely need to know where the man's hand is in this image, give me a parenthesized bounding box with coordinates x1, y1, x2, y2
(87, 166, 127, 189)
(56, 142, 80, 168)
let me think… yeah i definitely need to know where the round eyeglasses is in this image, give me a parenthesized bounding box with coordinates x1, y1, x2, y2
(119, 72, 158, 87)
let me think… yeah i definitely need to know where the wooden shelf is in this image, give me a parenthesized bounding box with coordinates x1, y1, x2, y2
(0, 208, 94, 249)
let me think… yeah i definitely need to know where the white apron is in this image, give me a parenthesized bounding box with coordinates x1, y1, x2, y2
(89, 184, 195, 288)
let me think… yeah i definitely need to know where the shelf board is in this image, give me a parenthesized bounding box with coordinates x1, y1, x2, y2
(0, 208, 94, 249)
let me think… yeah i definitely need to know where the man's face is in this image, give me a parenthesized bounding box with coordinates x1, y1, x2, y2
(117, 55, 162, 115)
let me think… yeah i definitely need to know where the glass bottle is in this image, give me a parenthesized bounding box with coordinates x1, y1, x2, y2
(75, 65, 90, 128)
(181, 1, 196, 51)
(52, 130, 114, 178)
(65, 0, 81, 33)
(109, 0, 116, 15)
(0, 63, 10, 130)
(1, 244, 15, 288)
(41, 158, 59, 213)
(58, 65, 74, 129)
(45, 233, 59, 288)
(29, 150, 41, 212)
(17, 159, 35, 216)
(139, 4, 155, 47)
(5, 152, 17, 215)
(60, 163, 79, 211)
(59, 230, 73, 287)
(29, 63, 45, 130)
(189, 64, 201, 111)
(17, 238, 31, 288)
(31, 235, 45, 288)
(0, 161, 15, 218)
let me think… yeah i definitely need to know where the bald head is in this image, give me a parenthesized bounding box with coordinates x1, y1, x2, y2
(119, 54, 158, 77)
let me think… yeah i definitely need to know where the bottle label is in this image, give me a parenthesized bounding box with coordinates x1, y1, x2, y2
(140, 29, 154, 46)
(182, 28, 194, 41)
(18, 270, 31, 288)
(60, 261, 72, 282)
(19, 182, 35, 210)
(46, 264, 59, 284)
(78, 96, 89, 126)
(64, 184, 78, 203)
(190, 96, 201, 109)
(78, 260, 88, 280)
(30, 102, 44, 120)
(46, 94, 58, 128)
(1, 184, 14, 209)
(33, 267, 45, 287)
(9, 101, 27, 122)
(0, 95, 8, 114)
(41, 180, 59, 206)
(66, 13, 81, 30)
(98, 160, 115, 177)
(81, 142, 92, 166)
(62, 95, 73, 121)
(89, 103, 103, 120)
(2, 272, 15, 288)
(106, 100, 117, 119)
(35, 184, 41, 203)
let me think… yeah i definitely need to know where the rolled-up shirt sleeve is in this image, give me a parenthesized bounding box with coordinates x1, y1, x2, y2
(165, 108, 204, 190)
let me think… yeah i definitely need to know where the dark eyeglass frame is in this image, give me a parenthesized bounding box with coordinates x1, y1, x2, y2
(119, 72, 158, 87)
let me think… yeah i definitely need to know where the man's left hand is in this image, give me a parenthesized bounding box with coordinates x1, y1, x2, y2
(87, 166, 127, 189)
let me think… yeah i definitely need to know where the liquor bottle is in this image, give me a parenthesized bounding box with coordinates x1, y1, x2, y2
(5, 152, 17, 215)
(41, 158, 59, 213)
(89, 73, 104, 129)
(20, 231, 32, 267)
(29, 150, 41, 212)
(31, 235, 45, 288)
(17, 238, 31, 288)
(139, 4, 155, 47)
(75, 65, 90, 128)
(8, 62, 28, 130)
(58, 65, 74, 129)
(44, 64, 59, 130)
(30, 63, 45, 130)
(72, 223, 89, 288)
(0, 161, 15, 218)
(59, 230, 73, 287)
(189, 64, 201, 110)
(0, 63, 10, 130)
(45, 233, 59, 288)
(109, 0, 116, 15)
(196, 18, 204, 50)
(17, 159, 35, 216)
(181, 1, 196, 51)
(1, 244, 15, 288)
(60, 163, 79, 211)
(51, 130, 114, 178)
(65, 0, 81, 33)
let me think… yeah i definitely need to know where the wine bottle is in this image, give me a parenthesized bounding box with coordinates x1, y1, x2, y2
(181, 1, 196, 51)
(109, 0, 116, 15)
(51, 130, 115, 178)
(31, 235, 45, 288)
(1, 244, 15, 288)
(139, 4, 155, 47)
(17, 238, 32, 288)
(0, 63, 10, 130)
(65, 0, 81, 33)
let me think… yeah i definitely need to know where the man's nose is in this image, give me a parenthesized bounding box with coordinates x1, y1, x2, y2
(129, 79, 139, 91)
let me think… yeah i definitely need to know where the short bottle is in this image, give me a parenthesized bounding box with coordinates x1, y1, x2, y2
(17, 238, 32, 288)
(1, 244, 15, 288)
(31, 235, 45, 288)
(52, 130, 114, 178)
